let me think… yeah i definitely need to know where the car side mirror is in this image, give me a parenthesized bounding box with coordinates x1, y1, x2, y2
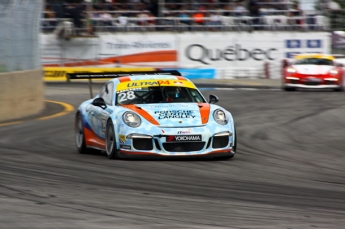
(92, 97, 107, 109)
(209, 94, 219, 104)
(336, 63, 344, 67)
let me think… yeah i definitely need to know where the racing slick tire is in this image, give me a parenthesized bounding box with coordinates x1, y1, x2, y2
(75, 113, 92, 154)
(334, 85, 344, 92)
(283, 86, 296, 91)
(105, 120, 119, 159)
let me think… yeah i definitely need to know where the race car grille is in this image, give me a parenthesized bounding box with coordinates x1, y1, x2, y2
(162, 142, 205, 152)
(325, 81, 336, 85)
(304, 81, 320, 86)
(212, 136, 229, 148)
(133, 138, 153, 150)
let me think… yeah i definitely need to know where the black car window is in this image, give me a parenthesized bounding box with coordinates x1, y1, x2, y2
(294, 58, 333, 66)
(116, 86, 206, 105)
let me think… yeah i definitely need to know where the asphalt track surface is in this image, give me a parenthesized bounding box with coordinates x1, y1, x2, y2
(1, 82, 345, 229)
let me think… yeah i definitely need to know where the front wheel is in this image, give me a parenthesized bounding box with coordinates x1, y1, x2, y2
(334, 84, 344, 92)
(105, 120, 119, 159)
(283, 86, 296, 91)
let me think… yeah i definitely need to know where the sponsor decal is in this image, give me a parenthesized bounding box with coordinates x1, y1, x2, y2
(177, 129, 192, 134)
(127, 80, 170, 87)
(120, 144, 131, 149)
(117, 88, 142, 93)
(119, 134, 126, 144)
(150, 104, 190, 108)
(166, 135, 202, 142)
(173, 81, 184, 85)
(185, 44, 277, 65)
(154, 110, 195, 119)
(105, 41, 172, 49)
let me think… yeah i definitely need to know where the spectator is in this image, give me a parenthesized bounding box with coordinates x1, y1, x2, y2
(100, 10, 114, 30)
(147, 0, 159, 17)
(289, 1, 304, 26)
(192, 6, 205, 25)
(43, 5, 58, 32)
(248, 0, 261, 28)
(222, 4, 233, 16)
(64, 2, 84, 33)
(178, 5, 191, 26)
(209, 10, 222, 28)
(233, 1, 247, 17)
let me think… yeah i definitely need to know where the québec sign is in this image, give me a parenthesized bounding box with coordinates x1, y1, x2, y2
(185, 44, 277, 65)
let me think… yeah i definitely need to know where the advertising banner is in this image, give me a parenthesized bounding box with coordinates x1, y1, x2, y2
(178, 32, 330, 68)
(41, 34, 177, 67)
(161, 68, 216, 79)
(43, 67, 155, 81)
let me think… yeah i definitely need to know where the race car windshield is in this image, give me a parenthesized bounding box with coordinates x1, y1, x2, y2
(116, 86, 206, 105)
(294, 58, 333, 66)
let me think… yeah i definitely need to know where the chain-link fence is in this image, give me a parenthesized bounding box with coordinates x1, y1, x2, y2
(0, 0, 42, 72)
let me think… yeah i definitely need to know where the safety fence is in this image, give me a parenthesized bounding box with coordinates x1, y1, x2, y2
(0, 0, 42, 72)
(41, 14, 334, 34)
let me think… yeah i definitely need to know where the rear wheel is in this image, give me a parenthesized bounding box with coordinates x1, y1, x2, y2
(75, 113, 91, 154)
(105, 120, 119, 159)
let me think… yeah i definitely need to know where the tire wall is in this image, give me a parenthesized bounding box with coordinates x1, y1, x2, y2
(0, 69, 44, 122)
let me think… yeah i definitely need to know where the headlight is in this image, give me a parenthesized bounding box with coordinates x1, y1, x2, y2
(329, 69, 338, 75)
(287, 67, 296, 73)
(122, 112, 141, 128)
(213, 109, 228, 125)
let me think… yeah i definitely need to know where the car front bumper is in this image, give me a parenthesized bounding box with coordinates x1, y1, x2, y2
(117, 126, 235, 157)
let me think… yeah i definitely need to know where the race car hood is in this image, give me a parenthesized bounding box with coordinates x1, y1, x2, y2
(292, 65, 334, 75)
(135, 103, 210, 127)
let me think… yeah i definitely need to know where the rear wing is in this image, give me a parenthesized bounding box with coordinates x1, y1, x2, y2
(66, 70, 182, 98)
(67, 70, 181, 79)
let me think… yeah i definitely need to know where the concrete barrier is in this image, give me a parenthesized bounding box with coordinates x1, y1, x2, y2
(0, 69, 44, 122)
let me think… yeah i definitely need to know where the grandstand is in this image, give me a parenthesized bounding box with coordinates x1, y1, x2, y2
(42, 0, 345, 34)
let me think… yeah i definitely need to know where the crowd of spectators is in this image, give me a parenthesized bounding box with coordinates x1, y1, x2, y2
(42, 0, 343, 34)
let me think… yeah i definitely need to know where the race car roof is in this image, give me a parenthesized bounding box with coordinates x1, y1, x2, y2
(294, 53, 335, 60)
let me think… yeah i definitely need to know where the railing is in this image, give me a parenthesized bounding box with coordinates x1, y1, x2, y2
(41, 14, 336, 35)
(41, 0, 345, 34)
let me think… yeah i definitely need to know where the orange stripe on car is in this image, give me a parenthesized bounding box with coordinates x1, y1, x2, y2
(120, 150, 162, 156)
(176, 76, 187, 80)
(121, 104, 159, 125)
(198, 103, 210, 124)
(118, 76, 131, 82)
(84, 127, 106, 150)
(208, 149, 232, 154)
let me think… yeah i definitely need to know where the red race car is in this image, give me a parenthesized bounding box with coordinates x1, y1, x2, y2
(282, 53, 345, 91)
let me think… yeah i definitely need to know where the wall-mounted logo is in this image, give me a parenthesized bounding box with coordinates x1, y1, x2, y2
(286, 40, 302, 48)
(285, 39, 322, 49)
(306, 40, 322, 48)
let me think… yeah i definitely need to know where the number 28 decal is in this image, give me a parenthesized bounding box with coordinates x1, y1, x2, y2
(118, 91, 136, 102)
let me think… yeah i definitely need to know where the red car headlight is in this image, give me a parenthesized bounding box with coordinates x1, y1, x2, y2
(287, 67, 296, 73)
(329, 69, 338, 75)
